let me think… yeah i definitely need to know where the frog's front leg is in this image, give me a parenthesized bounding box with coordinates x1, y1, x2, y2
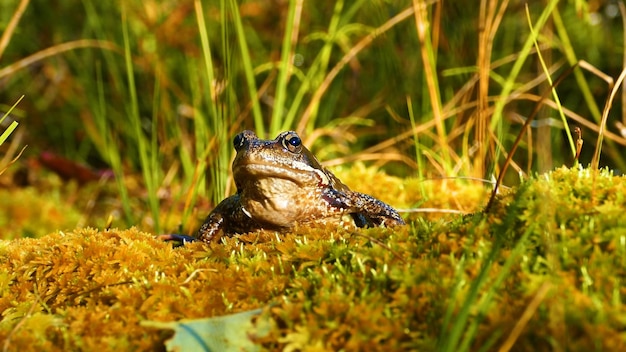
(196, 194, 247, 243)
(322, 188, 404, 228)
(196, 211, 225, 243)
(160, 195, 240, 245)
(350, 192, 405, 227)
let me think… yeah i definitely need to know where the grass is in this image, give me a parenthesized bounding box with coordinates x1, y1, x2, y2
(2, 0, 626, 350)
(0, 96, 21, 147)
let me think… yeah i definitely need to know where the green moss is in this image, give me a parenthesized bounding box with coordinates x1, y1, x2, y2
(0, 166, 625, 350)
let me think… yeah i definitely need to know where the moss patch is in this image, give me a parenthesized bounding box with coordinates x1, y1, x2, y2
(0, 166, 625, 350)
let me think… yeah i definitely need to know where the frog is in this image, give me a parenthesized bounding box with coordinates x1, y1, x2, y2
(164, 130, 405, 244)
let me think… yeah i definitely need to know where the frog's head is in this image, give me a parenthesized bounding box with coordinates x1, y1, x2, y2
(231, 130, 332, 194)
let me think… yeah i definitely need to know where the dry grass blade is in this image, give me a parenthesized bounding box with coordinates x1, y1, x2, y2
(498, 282, 552, 352)
(0, 0, 30, 61)
(397, 208, 471, 215)
(324, 152, 418, 169)
(475, 0, 509, 176)
(0, 39, 121, 79)
(352, 233, 407, 264)
(511, 93, 626, 146)
(591, 67, 626, 170)
(0, 145, 27, 176)
(620, 1, 626, 126)
(412, 0, 446, 163)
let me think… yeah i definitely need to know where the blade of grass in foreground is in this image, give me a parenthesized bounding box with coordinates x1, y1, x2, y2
(0, 120, 18, 147)
(0, 95, 23, 147)
(456, 225, 534, 351)
(439, 190, 534, 351)
(121, 4, 161, 232)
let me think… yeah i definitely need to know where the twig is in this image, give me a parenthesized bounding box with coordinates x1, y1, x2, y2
(485, 63, 577, 213)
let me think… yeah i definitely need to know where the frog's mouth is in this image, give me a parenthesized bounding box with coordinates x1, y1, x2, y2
(234, 161, 331, 187)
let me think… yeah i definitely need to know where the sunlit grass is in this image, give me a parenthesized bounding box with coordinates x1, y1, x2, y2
(0, 96, 21, 147)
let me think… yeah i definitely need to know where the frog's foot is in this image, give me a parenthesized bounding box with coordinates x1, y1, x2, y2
(158, 234, 198, 246)
(324, 189, 405, 228)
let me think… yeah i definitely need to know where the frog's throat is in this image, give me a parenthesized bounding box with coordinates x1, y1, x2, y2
(234, 162, 331, 186)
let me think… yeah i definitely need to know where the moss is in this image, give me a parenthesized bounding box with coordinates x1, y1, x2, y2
(0, 166, 625, 350)
(0, 187, 84, 239)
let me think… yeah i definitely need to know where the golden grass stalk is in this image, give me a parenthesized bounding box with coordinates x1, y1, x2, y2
(0, 0, 30, 61)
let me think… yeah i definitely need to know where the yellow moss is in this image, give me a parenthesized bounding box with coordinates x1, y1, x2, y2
(0, 188, 84, 239)
(0, 166, 625, 350)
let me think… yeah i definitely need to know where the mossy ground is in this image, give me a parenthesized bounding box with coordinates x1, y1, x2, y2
(0, 166, 625, 351)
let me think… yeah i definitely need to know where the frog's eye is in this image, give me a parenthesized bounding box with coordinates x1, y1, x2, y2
(283, 132, 302, 153)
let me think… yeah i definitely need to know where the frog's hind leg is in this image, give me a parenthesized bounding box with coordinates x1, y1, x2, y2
(158, 233, 198, 246)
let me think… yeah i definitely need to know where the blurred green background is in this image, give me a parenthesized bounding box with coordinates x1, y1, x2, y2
(1, 0, 626, 235)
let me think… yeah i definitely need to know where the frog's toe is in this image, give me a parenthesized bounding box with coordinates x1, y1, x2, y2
(351, 213, 372, 228)
(158, 234, 198, 246)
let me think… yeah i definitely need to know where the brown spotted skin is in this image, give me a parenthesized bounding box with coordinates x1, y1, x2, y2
(196, 130, 405, 243)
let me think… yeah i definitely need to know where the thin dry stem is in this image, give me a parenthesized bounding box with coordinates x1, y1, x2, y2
(579, 60, 614, 86)
(620, 1, 626, 126)
(475, 0, 509, 177)
(489, 127, 525, 176)
(476, 0, 494, 176)
(0, 39, 120, 79)
(431, 0, 441, 55)
(513, 93, 626, 146)
(0, 0, 30, 61)
(0, 125, 24, 169)
(412, 0, 447, 165)
(396, 208, 471, 214)
(591, 67, 626, 170)
(498, 282, 552, 352)
(288, 0, 304, 80)
(0, 144, 27, 176)
(324, 152, 418, 170)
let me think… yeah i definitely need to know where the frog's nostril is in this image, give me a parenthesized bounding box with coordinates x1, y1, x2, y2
(234, 130, 258, 150)
(233, 132, 249, 150)
(233, 134, 243, 149)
